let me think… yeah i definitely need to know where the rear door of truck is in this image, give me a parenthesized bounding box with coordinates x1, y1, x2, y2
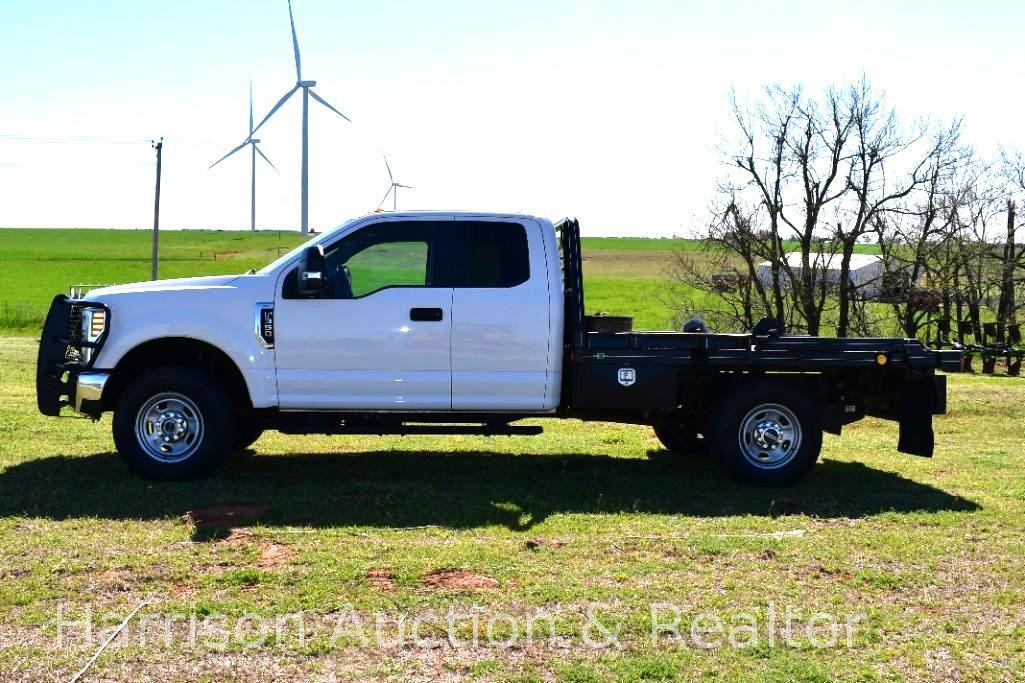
(449, 217, 553, 410)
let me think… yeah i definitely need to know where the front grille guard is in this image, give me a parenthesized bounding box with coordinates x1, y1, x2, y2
(36, 294, 110, 416)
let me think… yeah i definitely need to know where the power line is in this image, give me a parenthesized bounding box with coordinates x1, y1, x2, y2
(0, 134, 151, 145)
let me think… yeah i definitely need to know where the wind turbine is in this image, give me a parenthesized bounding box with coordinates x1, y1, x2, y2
(209, 82, 277, 231)
(377, 154, 413, 211)
(249, 0, 351, 234)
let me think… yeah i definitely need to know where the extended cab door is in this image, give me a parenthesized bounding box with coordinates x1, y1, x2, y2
(450, 218, 554, 411)
(273, 218, 453, 410)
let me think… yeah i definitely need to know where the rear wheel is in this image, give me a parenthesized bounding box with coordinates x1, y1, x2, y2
(653, 420, 707, 456)
(711, 382, 822, 485)
(113, 368, 236, 480)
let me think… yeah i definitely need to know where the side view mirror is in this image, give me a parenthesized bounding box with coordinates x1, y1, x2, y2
(297, 244, 326, 295)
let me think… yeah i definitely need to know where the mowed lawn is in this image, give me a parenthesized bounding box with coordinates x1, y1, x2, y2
(1, 336, 1024, 681)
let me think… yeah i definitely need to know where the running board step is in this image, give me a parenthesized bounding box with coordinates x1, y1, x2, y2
(336, 424, 543, 436)
(276, 421, 542, 437)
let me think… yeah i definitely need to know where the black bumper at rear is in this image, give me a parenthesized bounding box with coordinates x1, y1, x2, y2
(36, 294, 108, 416)
(936, 349, 964, 373)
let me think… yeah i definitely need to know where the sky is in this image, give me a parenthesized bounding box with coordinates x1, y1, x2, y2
(0, 0, 1022, 237)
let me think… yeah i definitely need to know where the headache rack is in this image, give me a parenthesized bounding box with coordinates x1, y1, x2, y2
(36, 294, 109, 416)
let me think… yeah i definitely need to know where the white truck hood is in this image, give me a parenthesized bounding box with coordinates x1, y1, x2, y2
(86, 274, 242, 298)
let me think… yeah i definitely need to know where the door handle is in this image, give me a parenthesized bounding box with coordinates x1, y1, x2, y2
(410, 307, 443, 322)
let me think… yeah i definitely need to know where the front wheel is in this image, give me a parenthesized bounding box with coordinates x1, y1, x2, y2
(113, 368, 236, 480)
(233, 416, 265, 452)
(710, 382, 822, 485)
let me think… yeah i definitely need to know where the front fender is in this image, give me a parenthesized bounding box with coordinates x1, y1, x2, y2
(92, 287, 278, 408)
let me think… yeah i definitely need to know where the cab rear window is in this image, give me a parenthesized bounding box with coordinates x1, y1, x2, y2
(454, 222, 529, 288)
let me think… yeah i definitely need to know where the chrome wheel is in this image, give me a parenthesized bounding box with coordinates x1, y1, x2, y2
(737, 403, 802, 470)
(134, 392, 205, 463)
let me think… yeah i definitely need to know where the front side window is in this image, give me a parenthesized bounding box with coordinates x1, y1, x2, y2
(343, 241, 428, 297)
(284, 221, 446, 299)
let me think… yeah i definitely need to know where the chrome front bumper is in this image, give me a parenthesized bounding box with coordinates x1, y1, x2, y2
(74, 372, 110, 415)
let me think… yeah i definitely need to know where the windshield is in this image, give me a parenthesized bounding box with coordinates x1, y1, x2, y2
(255, 217, 362, 275)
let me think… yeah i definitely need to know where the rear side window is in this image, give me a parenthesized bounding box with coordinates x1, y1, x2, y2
(454, 222, 529, 288)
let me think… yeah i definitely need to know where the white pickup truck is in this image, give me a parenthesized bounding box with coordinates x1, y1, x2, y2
(37, 213, 961, 484)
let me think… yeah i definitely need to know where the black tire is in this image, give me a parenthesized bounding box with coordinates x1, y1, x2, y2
(710, 381, 822, 485)
(233, 418, 265, 452)
(653, 420, 708, 456)
(112, 368, 236, 480)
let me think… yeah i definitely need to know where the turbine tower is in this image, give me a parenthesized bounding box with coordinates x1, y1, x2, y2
(377, 154, 413, 211)
(209, 82, 277, 231)
(249, 0, 350, 234)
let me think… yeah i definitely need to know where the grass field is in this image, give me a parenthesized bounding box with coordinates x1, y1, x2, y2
(2, 337, 1024, 681)
(0, 228, 692, 333)
(2, 226, 1022, 680)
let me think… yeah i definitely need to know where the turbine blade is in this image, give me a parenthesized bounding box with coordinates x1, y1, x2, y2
(383, 153, 393, 182)
(288, 0, 302, 81)
(397, 184, 413, 189)
(255, 144, 277, 172)
(377, 186, 393, 208)
(208, 140, 249, 169)
(250, 85, 298, 137)
(309, 89, 351, 122)
(249, 80, 254, 134)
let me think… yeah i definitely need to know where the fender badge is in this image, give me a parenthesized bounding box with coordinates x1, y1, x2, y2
(617, 368, 636, 387)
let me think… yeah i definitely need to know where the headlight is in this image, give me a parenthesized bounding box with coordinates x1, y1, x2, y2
(80, 307, 107, 365)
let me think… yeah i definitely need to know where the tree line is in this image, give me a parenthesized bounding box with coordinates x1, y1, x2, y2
(670, 78, 1025, 343)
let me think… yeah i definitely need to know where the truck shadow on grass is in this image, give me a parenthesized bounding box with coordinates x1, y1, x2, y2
(0, 449, 979, 539)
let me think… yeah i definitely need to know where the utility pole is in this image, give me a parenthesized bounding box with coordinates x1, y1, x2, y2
(151, 138, 163, 281)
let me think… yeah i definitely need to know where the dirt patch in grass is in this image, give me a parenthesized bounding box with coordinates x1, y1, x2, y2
(215, 529, 295, 569)
(814, 563, 854, 581)
(256, 542, 294, 569)
(420, 568, 500, 591)
(366, 568, 397, 591)
(171, 583, 195, 599)
(97, 568, 135, 592)
(0, 567, 30, 579)
(524, 536, 565, 551)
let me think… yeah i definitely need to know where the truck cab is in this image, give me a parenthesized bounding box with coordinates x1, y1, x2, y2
(37, 212, 960, 484)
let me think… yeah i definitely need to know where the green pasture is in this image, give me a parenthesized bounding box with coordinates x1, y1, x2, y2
(0, 228, 689, 333)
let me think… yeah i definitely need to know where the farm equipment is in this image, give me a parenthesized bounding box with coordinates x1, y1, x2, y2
(934, 319, 1023, 376)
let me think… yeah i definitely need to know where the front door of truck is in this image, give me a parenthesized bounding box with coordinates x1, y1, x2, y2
(273, 219, 453, 410)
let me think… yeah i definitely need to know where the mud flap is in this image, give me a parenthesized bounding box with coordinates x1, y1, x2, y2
(896, 377, 936, 457)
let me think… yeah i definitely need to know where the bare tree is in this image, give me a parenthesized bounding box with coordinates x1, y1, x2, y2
(946, 169, 1003, 340)
(677, 79, 1023, 343)
(724, 84, 854, 334)
(874, 143, 969, 339)
(837, 80, 961, 336)
(996, 150, 1025, 340)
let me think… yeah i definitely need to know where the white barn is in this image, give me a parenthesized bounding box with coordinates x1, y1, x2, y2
(756, 252, 885, 298)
